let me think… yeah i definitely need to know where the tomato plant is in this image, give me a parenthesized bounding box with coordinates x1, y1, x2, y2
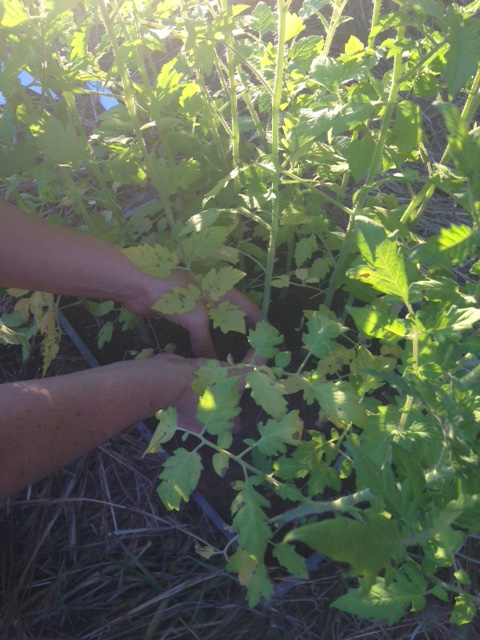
(1, 0, 480, 625)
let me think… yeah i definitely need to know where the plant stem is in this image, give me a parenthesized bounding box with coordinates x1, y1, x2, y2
(400, 66, 480, 226)
(273, 488, 374, 527)
(368, 0, 383, 49)
(324, 20, 406, 308)
(323, 0, 349, 57)
(219, 0, 240, 168)
(261, 0, 288, 321)
(97, 0, 176, 230)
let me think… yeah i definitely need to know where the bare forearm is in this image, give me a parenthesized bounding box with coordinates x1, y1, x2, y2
(0, 357, 189, 499)
(0, 202, 144, 304)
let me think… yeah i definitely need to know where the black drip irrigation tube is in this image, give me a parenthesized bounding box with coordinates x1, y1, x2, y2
(58, 310, 324, 598)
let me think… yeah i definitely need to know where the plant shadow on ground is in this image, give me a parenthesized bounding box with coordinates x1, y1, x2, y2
(1, 290, 479, 640)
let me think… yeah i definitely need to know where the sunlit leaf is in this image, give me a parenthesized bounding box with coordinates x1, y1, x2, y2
(145, 407, 178, 454)
(246, 369, 288, 420)
(157, 448, 203, 510)
(201, 267, 245, 301)
(256, 411, 303, 456)
(445, 14, 480, 98)
(122, 244, 179, 279)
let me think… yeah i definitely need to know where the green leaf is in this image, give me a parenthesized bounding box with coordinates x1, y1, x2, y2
(436, 306, 480, 339)
(450, 594, 476, 625)
(0, 0, 29, 27)
(34, 117, 90, 167)
(347, 136, 376, 182)
(412, 224, 480, 268)
(348, 243, 409, 303)
(246, 369, 288, 420)
(445, 14, 480, 99)
(227, 549, 274, 607)
(454, 569, 472, 586)
(145, 407, 178, 454)
(347, 303, 406, 343)
(397, 0, 445, 19)
(97, 321, 114, 349)
(208, 301, 246, 334)
(201, 267, 245, 301)
(333, 576, 413, 625)
(273, 542, 309, 580)
(191, 359, 229, 395)
(285, 511, 402, 590)
(248, 321, 283, 358)
(157, 448, 203, 511)
(212, 451, 229, 478)
(302, 311, 346, 358)
(151, 284, 201, 316)
(256, 411, 303, 456)
(231, 480, 272, 561)
(196, 377, 241, 435)
(122, 244, 179, 279)
(308, 379, 368, 429)
(391, 100, 422, 157)
(250, 2, 276, 37)
(181, 226, 231, 260)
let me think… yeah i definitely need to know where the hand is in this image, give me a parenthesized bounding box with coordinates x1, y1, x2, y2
(151, 352, 252, 434)
(124, 269, 262, 358)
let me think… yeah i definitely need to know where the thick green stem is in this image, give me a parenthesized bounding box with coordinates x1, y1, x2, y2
(261, 0, 288, 321)
(219, 0, 240, 168)
(368, 0, 383, 49)
(323, 0, 349, 57)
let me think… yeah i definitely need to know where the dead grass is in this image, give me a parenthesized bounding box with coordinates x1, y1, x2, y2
(2, 327, 480, 640)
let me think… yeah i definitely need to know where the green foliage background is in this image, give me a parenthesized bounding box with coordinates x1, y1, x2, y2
(1, 0, 480, 626)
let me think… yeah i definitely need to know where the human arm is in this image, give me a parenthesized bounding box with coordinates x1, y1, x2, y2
(0, 202, 261, 357)
(0, 354, 208, 499)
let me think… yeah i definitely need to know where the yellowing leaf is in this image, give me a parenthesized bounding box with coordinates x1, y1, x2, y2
(208, 301, 246, 334)
(122, 244, 179, 279)
(212, 451, 229, 477)
(194, 542, 217, 560)
(31, 292, 60, 375)
(248, 321, 283, 358)
(256, 411, 303, 456)
(151, 284, 201, 316)
(246, 369, 288, 420)
(201, 267, 245, 301)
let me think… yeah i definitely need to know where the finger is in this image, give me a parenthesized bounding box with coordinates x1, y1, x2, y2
(188, 321, 217, 358)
